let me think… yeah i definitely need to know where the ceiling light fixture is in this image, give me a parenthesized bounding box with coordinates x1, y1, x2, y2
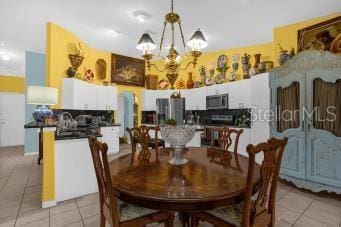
(132, 10, 148, 23)
(137, 14, 145, 22)
(1, 54, 10, 61)
(136, 0, 207, 89)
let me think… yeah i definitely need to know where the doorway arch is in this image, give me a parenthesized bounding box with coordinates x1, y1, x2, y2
(117, 91, 136, 143)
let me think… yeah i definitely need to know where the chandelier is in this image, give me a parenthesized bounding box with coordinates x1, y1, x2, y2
(136, 0, 207, 89)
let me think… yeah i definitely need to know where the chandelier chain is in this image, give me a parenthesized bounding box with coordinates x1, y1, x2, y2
(157, 20, 168, 57)
(178, 21, 187, 55)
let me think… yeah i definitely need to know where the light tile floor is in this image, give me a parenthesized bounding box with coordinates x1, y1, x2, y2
(0, 145, 340, 227)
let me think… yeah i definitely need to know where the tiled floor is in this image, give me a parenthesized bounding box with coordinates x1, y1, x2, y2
(0, 145, 340, 227)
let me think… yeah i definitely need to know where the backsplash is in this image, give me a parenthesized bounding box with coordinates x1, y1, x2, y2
(52, 109, 114, 124)
(186, 109, 251, 127)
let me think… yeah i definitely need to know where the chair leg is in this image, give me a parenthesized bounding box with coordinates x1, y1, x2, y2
(189, 214, 198, 227)
(100, 213, 106, 227)
(165, 213, 174, 227)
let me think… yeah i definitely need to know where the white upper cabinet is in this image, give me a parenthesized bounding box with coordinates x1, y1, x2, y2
(206, 83, 228, 96)
(62, 78, 117, 110)
(227, 79, 251, 109)
(97, 86, 117, 110)
(183, 87, 207, 110)
(142, 90, 157, 111)
(250, 73, 270, 110)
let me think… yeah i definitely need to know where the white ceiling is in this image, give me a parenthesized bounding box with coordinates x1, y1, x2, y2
(0, 0, 340, 77)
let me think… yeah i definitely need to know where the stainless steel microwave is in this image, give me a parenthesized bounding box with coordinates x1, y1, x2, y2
(206, 94, 228, 109)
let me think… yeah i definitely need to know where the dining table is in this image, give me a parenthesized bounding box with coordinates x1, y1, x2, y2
(109, 147, 261, 224)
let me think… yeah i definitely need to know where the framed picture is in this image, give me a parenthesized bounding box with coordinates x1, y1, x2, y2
(298, 16, 341, 53)
(111, 54, 145, 87)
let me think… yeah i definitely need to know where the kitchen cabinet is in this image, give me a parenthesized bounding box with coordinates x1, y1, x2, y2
(183, 87, 206, 110)
(228, 79, 251, 109)
(142, 90, 157, 111)
(62, 78, 117, 110)
(0, 93, 25, 147)
(100, 126, 119, 154)
(97, 86, 117, 110)
(206, 83, 227, 96)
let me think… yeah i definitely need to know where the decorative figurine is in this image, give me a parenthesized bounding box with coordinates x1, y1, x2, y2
(241, 53, 251, 79)
(230, 53, 240, 82)
(199, 65, 207, 85)
(209, 61, 215, 77)
(254, 53, 261, 68)
(216, 55, 229, 81)
(186, 72, 194, 89)
(278, 43, 295, 65)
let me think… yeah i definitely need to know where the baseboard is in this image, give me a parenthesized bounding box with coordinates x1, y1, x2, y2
(24, 151, 38, 156)
(42, 200, 57, 208)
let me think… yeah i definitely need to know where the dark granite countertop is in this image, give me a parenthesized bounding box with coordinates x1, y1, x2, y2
(55, 133, 103, 141)
(24, 122, 57, 129)
(98, 123, 121, 127)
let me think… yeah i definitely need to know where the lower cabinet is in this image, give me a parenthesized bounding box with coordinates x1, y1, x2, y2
(100, 126, 119, 154)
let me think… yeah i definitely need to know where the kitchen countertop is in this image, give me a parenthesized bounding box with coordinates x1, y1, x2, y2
(98, 123, 121, 127)
(55, 133, 103, 141)
(24, 121, 58, 128)
(141, 123, 250, 129)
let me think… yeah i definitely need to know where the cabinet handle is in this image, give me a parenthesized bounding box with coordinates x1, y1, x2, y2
(302, 121, 305, 132)
(308, 123, 311, 132)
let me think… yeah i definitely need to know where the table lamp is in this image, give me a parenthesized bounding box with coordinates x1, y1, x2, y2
(27, 86, 58, 123)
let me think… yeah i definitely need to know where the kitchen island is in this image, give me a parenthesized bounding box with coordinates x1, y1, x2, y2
(24, 122, 121, 207)
(55, 124, 120, 203)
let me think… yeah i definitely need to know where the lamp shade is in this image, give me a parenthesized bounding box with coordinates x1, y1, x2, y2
(136, 33, 157, 52)
(187, 29, 208, 51)
(27, 86, 58, 105)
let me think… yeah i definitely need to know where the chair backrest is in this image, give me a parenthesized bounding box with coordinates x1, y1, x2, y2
(210, 127, 243, 153)
(88, 136, 119, 227)
(126, 125, 152, 162)
(241, 137, 288, 227)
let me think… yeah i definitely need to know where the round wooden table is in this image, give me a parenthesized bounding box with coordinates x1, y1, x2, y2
(109, 147, 260, 212)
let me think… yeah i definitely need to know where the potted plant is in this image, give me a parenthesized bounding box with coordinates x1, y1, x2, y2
(165, 118, 177, 126)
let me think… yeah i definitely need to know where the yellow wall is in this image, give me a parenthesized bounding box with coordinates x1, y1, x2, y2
(42, 129, 56, 203)
(273, 12, 341, 66)
(0, 75, 25, 93)
(46, 22, 143, 123)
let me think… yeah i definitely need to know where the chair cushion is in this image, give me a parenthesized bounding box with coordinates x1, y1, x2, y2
(206, 203, 243, 227)
(118, 199, 158, 222)
(148, 138, 165, 147)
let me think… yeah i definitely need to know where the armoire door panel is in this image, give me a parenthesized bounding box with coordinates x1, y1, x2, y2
(308, 132, 341, 188)
(270, 72, 306, 179)
(305, 69, 341, 188)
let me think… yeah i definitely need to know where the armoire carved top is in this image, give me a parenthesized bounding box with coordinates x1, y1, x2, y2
(270, 50, 341, 80)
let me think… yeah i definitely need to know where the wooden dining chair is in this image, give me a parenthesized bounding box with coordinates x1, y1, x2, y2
(208, 127, 243, 164)
(88, 136, 174, 227)
(126, 125, 164, 161)
(192, 137, 288, 227)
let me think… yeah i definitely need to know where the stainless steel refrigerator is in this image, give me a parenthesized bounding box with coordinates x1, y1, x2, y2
(156, 98, 185, 125)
